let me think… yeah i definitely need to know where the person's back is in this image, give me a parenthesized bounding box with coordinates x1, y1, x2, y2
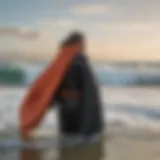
(54, 32, 105, 160)
(55, 53, 103, 136)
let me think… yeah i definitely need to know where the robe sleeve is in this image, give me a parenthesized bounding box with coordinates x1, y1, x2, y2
(79, 58, 102, 135)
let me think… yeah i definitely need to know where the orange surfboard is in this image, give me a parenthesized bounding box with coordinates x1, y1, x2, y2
(19, 45, 79, 139)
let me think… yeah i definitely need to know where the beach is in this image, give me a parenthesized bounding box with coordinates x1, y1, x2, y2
(108, 129, 160, 160)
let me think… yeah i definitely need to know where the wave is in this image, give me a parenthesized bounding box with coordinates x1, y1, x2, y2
(2, 63, 160, 86)
(107, 106, 160, 132)
(1, 87, 160, 135)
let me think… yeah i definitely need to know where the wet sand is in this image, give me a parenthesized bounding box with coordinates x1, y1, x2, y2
(21, 135, 105, 160)
(108, 128, 160, 160)
(108, 136, 160, 160)
(1, 130, 160, 160)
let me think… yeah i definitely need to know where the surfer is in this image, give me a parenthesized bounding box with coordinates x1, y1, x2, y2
(57, 32, 104, 160)
(52, 32, 104, 137)
(19, 31, 104, 160)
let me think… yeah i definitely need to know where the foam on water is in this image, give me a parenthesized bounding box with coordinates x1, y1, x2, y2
(108, 110, 160, 132)
(1, 86, 160, 135)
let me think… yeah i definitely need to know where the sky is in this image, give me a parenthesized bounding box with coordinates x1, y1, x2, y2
(0, 0, 160, 61)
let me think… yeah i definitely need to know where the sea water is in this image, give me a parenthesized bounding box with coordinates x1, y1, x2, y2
(1, 63, 160, 160)
(1, 62, 160, 136)
(1, 86, 160, 136)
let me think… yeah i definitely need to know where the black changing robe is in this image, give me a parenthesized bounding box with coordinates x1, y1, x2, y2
(52, 53, 104, 136)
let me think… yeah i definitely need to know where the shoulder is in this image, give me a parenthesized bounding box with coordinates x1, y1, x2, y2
(72, 54, 88, 66)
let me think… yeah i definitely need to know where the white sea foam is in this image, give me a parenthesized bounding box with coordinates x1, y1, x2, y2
(1, 86, 160, 135)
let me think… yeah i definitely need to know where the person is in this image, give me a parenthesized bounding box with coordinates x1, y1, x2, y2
(51, 32, 104, 160)
(19, 31, 104, 160)
(51, 32, 104, 137)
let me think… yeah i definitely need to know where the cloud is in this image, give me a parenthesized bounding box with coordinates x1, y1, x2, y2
(0, 28, 56, 59)
(53, 19, 76, 27)
(37, 19, 76, 28)
(0, 27, 40, 40)
(71, 3, 109, 15)
(0, 19, 160, 61)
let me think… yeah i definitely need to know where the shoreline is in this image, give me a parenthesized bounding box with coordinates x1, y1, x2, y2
(1, 84, 160, 88)
(1, 85, 160, 109)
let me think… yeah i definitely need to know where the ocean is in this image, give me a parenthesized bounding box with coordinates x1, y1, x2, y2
(1, 63, 160, 160)
(1, 86, 160, 136)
